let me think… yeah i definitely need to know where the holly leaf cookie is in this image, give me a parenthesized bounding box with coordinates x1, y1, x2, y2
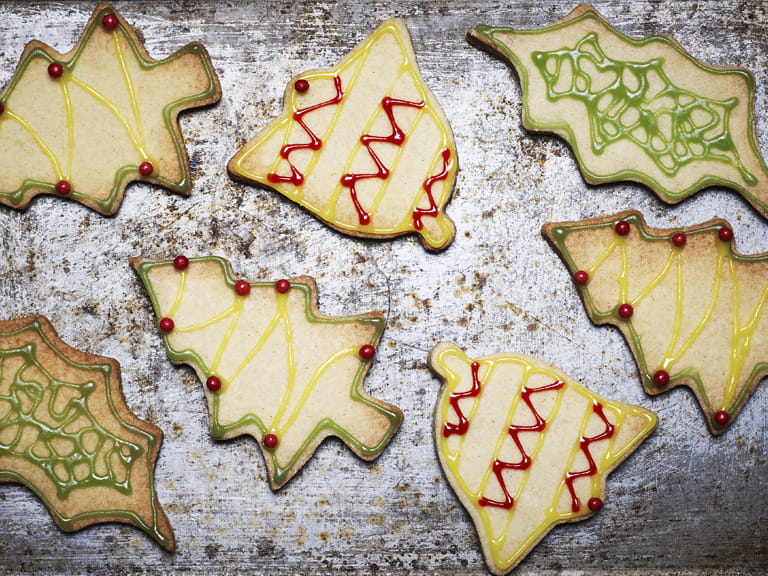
(0, 3, 221, 214)
(468, 5, 768, 218)
(228, 19, 458, 251)
(131, 255, 403, 489)
(0, 315, 173, 551)
(430, 343, 656, 575)
(543, 210, 768, 434)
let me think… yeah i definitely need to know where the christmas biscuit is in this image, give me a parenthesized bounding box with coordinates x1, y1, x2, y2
(430, 343, 656, 575)
(543, 210, 768, 434)
(0, 315, 173, 550)
(0, 3, 221, 214)
(132, 255, 403, 489)
(468, 5, 768, 218)
(228, 19, 457, 251)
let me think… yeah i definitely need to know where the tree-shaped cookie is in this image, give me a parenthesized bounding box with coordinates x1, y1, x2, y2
(132, 256, 403, 489)
(0, 315, 173, 550)
(228, 19, 457, 251)
(468, 5, 768, 218)
(0, 3, 221, 214)
(543, 210, 768, 434)
(430, 343, 656, 575)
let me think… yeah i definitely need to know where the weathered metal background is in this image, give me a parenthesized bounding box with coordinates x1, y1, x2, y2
(0, 1, 766, 575)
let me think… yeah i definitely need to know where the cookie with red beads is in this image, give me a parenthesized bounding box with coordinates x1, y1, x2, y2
(430, 343, 657, 575)
(543, 210, 768, 434)
(131, 255, 403, 489)
(0, 4, 220, 214)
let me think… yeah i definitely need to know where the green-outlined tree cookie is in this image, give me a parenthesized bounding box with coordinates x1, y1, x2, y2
(132, 255, 403, 490)
(430, 343, 656, 575)
(0, 315, 173, 550)
(0, 3, 221, 214)
(543, 210, 768, 435)
(468, 5, 768, 218)
(228, 19, 458, 251)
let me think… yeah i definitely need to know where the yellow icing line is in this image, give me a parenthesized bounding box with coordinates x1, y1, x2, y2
(270, 293, 296, 430)
(210, 299, 244, 375)
(276, 346, 358, 435)
(166, 270, 187, 319)
(661, 251, 685, 366)
(227, 304, 285, 387)
(6, 110, 63, 179)
(60, 80, 74, 180)
(112, 30, 147, 153)
(630, 249, 677, 305)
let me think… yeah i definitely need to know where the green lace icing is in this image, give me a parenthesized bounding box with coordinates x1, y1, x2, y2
(531, 32, 755, 184)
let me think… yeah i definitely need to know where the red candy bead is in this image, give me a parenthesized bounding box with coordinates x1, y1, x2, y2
(263, 433, 279, 449)
(139, 161, 154, 176)
(295, 79, 309, 93)
(55, 180, 71, 195)
(359, 344, 376, 359)
(573, 270, 589, 285)
(275, 279, 291, 293)
(587, 497, 603, 512)
(615, 220, 630, 236)
(102, 13, 118, 30)
(714, 410, 730, 426)
(618, 303, 634, 318)
(206, 375, 222, 392)
(48, 62, 64, 78)
(173, 255, 189, 270)
(653, 370, 670, 387)
(234, 280, 251, 296)
(159, 317, 175, 332)
(672, 233, 686, 247)
(0, 102, 5, 115)
(718, 227, 733, 242)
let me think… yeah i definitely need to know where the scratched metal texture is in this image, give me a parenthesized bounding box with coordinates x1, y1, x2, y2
(0, 1, 766, 575)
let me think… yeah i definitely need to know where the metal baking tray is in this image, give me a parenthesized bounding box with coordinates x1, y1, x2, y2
(0, 2, 765, 574)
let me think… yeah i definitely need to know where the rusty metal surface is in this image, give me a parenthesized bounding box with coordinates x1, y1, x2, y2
(0, 1, 766, 574)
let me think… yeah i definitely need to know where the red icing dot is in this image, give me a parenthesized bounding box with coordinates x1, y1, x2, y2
(718, 227, 733, 242)
(714, 410, 730, 426)
(102, 13, 118, 30)
(55, 180, 71, 195)
(653, 370, 670, 387)
(48, 62, 64, 78)
(275, 279, 291, 293)
(359, 344, 376, 359)
(573, 270, 589, 284)
(263, 433, 279, 449)
(159, 317, 175, 332)
(295, 79, 309, 93)
(173, 255, 189, 270)
(206, 375, 222, 392)
(234, 280, 251, 296)
(614, 220, 630, 236)
(672, 232, 687, 247)
(587, 497, 603, 512)
(618, 303, 634, 318)
(139, 161, 154, 176)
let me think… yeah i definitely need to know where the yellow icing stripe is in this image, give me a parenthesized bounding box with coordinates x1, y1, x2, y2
(269, 294, 296, 430)
(61, 80, 74, 180)
(113, 30, 147, 152)
(5, 110, 63, 180)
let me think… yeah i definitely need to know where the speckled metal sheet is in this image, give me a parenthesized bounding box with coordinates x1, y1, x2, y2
(0, 2, 766, 575)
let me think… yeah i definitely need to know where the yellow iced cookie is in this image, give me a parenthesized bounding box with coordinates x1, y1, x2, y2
(0, 3, 221, 214)
(229, 19, 457, 251)
(430, 343, 656, 575)
(543, 210, 768, 434)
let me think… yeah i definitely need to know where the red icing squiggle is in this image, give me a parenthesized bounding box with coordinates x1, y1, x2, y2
(564, 401, 614, 513)
(413, 148, 451, 230)
(340, 97, 425, 225)
(479, 379, 565, 510)
(267, 75, 344, 186)
(443, 361, 482, 437)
